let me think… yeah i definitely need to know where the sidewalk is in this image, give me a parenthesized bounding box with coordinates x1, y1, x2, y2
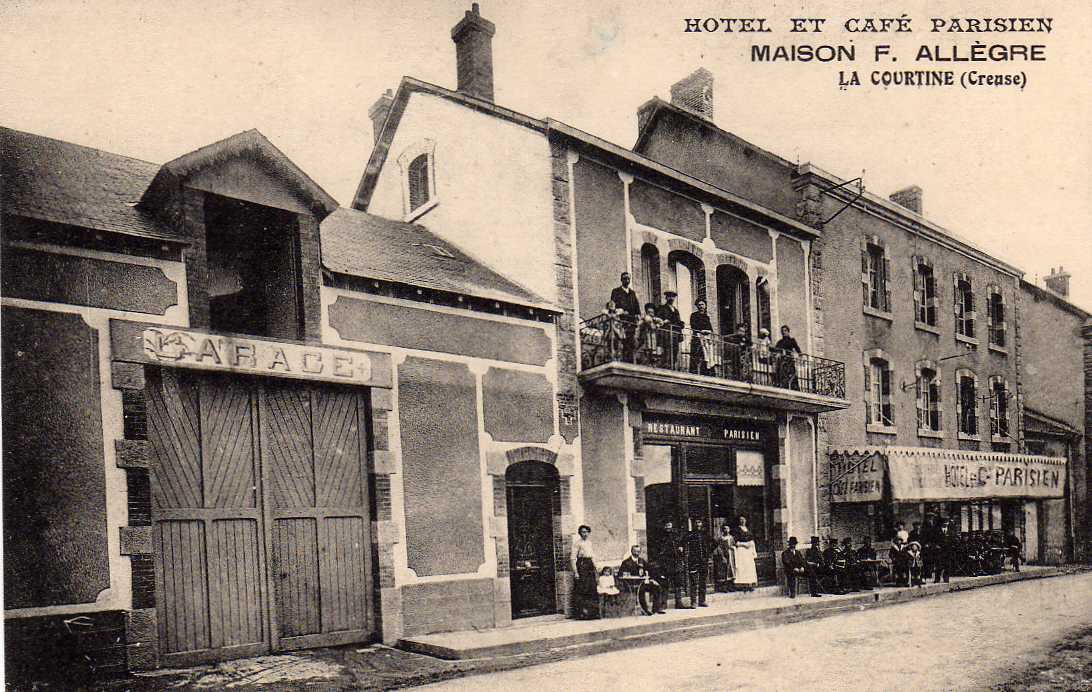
(104, 565, 1082, 691)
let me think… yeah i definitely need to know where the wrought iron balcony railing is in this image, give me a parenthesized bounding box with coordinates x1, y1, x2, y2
(579, 313, 846, 399)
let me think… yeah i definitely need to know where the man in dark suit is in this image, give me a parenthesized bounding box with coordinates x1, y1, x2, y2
(804, 536, 824, 597)
(689, 299, 715, 375)
(657, 520, 686, 609)
(934, 520, 954, 583)
(608, 272, 640, 361)
(781, 537, 807, 598)
(609, 271, 641, 318)
(823, 537, 848, 594)
(684, 519, 711, 607)
(657, 291, 685, 369)
(620, 544, 665, 614)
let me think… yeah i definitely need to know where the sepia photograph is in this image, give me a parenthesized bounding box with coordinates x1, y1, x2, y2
(1, 1, 1090, 689)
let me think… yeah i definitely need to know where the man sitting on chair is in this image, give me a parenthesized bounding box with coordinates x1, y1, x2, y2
(620, 544, 665, 615)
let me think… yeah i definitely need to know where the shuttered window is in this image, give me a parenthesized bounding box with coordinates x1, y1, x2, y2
(957, 371, 978, 435)
(865, 358, 894, 426)
(987, 288, 1006, 348)
(954, 273, 976, 338)
(913, 257, 938, 326)
(861, 242, 891, 312)
(407, 154, 430, 212)
(916, 366, 942, 432)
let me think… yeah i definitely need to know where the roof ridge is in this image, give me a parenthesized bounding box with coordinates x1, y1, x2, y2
(1, 125, 162, 167)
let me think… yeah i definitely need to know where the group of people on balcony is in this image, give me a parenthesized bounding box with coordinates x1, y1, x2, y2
(594, 272, 803, 389)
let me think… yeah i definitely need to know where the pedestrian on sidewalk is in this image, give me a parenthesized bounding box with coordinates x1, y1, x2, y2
(660, 520, 687, 609)
(685, 519, 711, 607)
(782, 537, 806, 598)
(571, 525, 599, 619)
(804, 536, 824, 597)
(712, 524, 736, 592)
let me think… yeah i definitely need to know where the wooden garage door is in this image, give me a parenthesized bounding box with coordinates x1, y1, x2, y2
(261, 381, 373, 650)
(146, 369, 373, 665)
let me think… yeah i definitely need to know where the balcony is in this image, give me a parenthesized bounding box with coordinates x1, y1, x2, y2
(578, 314, 849, 413)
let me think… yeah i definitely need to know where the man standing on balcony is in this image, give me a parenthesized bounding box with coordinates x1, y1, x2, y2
(774, 324, 802, 390)
(689, 299, 716, 376)
(609, 272, 640, 361)
(657, 291, 684, 368)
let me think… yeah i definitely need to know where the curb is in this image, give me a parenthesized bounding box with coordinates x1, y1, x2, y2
(397, 566, 1080, 664)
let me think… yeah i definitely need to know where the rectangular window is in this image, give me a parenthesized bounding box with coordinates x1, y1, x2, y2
(987, 291, 1006, 347)
(865, 359, 894, 426)
(955, 277, 975, 338)
(914, 261, 937, 325)
(990, 379, 1009, 437)
(863, 244, 890, 312)
(958, 375, 978, 435)
(916, 369, 942, 432)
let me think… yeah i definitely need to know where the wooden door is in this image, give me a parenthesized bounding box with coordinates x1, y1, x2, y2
(261, 382, 373, 650)
(147, 369, 269, 666)
(506, 484, 555, 618)
(148, 369, 375, 663)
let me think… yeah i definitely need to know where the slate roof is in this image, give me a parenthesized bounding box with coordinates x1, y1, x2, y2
(321, 207, 555, 310)
(1, 127, 180, 241)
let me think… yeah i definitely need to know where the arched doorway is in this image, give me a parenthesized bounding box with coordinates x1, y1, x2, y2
(716, 265, 750, 339)
(506, 461, 559, 618)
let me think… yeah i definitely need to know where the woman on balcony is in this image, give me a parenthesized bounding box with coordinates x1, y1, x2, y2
(635, 303, 664, 366)
(774, 325, 802, 390)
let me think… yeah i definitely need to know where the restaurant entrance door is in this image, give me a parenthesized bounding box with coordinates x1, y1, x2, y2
(641, 414, 775, 584)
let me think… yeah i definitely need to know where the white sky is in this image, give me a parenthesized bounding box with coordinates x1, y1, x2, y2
(2, 0, 1089, 309)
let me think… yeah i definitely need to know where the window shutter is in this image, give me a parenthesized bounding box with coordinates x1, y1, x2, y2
(915, 374, 925, 429)
(863, 363, 873, 423)
(931, 378, 942, 431)
(882, 254, 892, 311)
(880, 365, 892, 396)
(861, 247, 870, 306)
(985, 292, 994, 323)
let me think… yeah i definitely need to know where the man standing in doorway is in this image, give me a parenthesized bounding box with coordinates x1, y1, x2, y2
(657, 291, 685, 369)
(685, 518, 711, 607)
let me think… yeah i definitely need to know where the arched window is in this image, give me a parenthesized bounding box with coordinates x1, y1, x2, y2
(716, 264, 750, 339)
(640, 244, 661, 304)
(407, 154, 430, 212)
(755, 276, 771, 336)
(668, 251, 705, 325)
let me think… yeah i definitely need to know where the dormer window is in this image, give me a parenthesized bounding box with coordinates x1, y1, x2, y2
(407, 154, 430, 211)
(398, 139, 438, 221)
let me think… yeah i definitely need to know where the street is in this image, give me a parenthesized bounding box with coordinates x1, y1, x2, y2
(419, 572, 1092, 691)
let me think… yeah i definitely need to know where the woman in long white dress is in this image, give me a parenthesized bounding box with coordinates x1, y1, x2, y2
(733, 515, 759, 591)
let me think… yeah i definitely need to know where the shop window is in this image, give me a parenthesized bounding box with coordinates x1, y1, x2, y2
(206, 194, 302, 340)
(915, 364, 942, 433)
(640, 243, 661, 304)
(861, 239, 891, 313)
(989, 376, 1011, 438)
(956, 369, 978, 436)
(913, 256, 938, 326)
(986, 286, 1006, 349)
(954, 273, 976, 339)
(864, 356, 894, 428)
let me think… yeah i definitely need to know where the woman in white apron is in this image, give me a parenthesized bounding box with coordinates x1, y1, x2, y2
(733, 515, 759, 591)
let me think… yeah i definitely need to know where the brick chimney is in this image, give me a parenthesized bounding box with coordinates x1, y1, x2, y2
(669, 68, 714, 121)
(451, 3, 496, 102)
(889, 185, 923, 214)
(368, 89, 394, 143)
(1045, 266, 1071, 298)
